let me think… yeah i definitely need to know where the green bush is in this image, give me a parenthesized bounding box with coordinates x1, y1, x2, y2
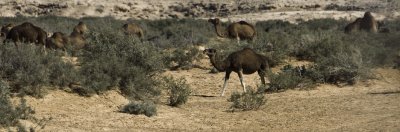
(0, 44, 79, 97)
(121, 101, 157, 117)
(0, 81, 35, 127)
(163, 77, 191, 107)
(267, 65, 314, 92)
(228, 88, 266, 112)
(164, 47, 203, 70)
(79, 30, 163, 100)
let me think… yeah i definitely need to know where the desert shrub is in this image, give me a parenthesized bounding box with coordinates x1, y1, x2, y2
(0, 81, 35, 127)
(228, 88, 266, 112)
(164, 47, 203, 70)
(121, 101, 157, 117)
(79, 30, 163, 100)
(0, 44, 79, 97)
(140, 19, 213, 49)
(299, 36, 366, 85)
(298, 18, 347, 30)
(163, 76, 191, 107)
(267, 65, 314, 92)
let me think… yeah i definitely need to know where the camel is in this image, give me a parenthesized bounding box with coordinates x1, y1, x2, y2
(122, 23, 144, 40)
(344, 12, 379, 33)
(73, 21, 88, 35)
(359, 12, 378, 33)
(46, 22, 88, 51)
(203, 48, 269, 96)
(46, 32, 69, 51)
(344, 18, 362, 34)
(208, 18, 256, 43)
(4, 22, 47, 48)
(69, 22, 88, 50)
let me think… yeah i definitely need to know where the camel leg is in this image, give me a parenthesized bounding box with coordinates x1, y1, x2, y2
(221, 70, 232, 96)
(258, 70, 266, 85)
(238, 70, 246, 93)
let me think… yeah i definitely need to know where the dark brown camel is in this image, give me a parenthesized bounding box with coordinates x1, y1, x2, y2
(4, 22, 47, 48)
(208, 18, 256, 43)
(359, 12, 378, 33)
(203, 48, 269, 96)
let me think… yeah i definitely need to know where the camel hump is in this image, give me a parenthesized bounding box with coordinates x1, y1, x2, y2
(238, 21, 254, 27)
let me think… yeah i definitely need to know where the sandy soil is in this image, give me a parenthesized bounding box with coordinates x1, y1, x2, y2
(3, 59, 399, 131)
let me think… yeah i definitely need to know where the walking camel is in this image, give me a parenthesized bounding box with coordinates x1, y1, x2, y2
(203, 48, 269, 96)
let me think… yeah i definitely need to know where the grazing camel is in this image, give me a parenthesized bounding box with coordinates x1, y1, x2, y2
(203, 48, 269, 96)
(122, 23, 144, 40)
(344, 18, 362, 34)
(4, 22, 47, 48)
(360, 12, 378, 33)
(208, 18, 256, 43)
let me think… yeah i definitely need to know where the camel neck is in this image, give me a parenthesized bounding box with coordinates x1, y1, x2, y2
(209, 54, 227, 72)
(213, 24, 226, 38)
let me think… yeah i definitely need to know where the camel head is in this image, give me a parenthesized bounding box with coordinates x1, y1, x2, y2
(364, 12, 372, 18)
(73, 21, 89, 35)
(208, 18, 220, 25)
(1, 23, 15, 37)
(203, 48, 217, 57)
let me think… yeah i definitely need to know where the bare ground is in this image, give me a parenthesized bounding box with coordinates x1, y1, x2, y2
(6, 60, 400, 131)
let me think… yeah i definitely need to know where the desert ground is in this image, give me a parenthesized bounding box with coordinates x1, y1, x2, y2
(12, 63, 400, 131)
(1, 0, 400, 131)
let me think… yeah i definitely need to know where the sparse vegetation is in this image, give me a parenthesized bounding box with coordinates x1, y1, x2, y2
(0, 44, 79, 98)
(163, 76, 191, 107)
(0, 81, 35, 127)
(228, 88, 266, 112)
(267, 65, 314, 92)
(121, 101, 157, 117)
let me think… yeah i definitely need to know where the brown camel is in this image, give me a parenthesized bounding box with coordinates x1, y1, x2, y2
(46, 32, 69, 50)
(46, 22, 88, 51)
(208, 18, 256, 43)
(4, 22, 47, 48)
(122, 23, 144, 39)
(69, 22, 88, 50)
(359, 12, 378, 33)
(344, 18, 362, 34)
(203, 48, 269, 96)
(73, 21, 88, 35)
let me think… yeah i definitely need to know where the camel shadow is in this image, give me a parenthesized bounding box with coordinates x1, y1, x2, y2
(368, 90, 400, 95)
(190, 94, 218, 98)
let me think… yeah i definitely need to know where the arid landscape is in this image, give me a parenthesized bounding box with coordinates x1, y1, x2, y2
(1, 0, 400, 131)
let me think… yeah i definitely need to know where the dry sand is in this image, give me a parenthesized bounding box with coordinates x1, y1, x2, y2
(7, 63, 400, 131)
